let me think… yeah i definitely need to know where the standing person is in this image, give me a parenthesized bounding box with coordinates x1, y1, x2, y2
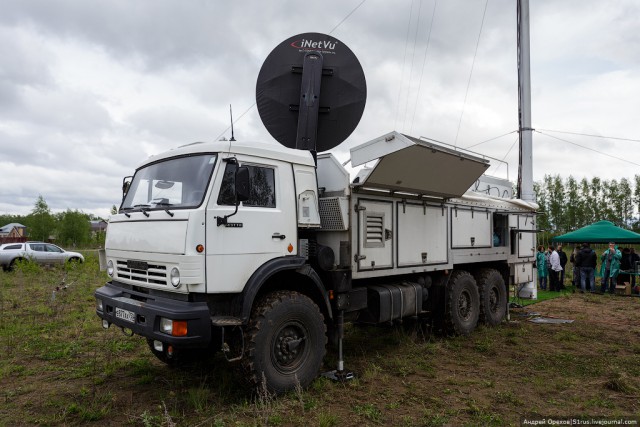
(536, 245, 548, 291)
(620, 248, 631, 271)
(576, 242, 597, 293)
(557, 244, 568, 289)
(628, 248, 640, 289)
(600, 242, 622, 294)
(545, 246, 553, 284)
(549, 245, 562, 292)
(570, 246, 581, 289)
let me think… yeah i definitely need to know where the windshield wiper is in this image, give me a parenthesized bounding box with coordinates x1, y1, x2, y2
(133, 204, 151, 217)
(150, 201, 175, 217)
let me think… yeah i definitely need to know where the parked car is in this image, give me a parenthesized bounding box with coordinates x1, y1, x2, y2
(0, 242, 84, 271)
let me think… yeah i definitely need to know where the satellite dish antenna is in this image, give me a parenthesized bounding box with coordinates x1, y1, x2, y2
(256, 32, 367, 155)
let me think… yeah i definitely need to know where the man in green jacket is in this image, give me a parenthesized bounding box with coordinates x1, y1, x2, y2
(600, 242, 622, 294)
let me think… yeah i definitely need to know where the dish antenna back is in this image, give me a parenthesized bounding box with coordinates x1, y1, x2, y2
(256, 33, 367, 154)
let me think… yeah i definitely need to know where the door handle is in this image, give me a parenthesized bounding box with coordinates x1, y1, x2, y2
(272, 233, 286, 240)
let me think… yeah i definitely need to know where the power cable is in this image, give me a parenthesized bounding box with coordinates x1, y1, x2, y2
(410, 0, 438, 134)
(536, 128, 640, 143)
(464, 130, 518, 149)
(490, 136, 519, 176)
(402, 0, 424, 132)
(453, 0, 489, 147)
(329, 0, 367, 34)
(535, 130, 640, 167)
(395, 0, 417, 131)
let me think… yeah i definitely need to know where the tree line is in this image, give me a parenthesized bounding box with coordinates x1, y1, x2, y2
(3, 176, 640, 248)
(0, 195, 105, 248)
(535, 174, 640, 242)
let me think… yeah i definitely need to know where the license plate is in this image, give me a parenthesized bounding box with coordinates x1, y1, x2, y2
(115, 307, 136, 323)
(127, 260, 148, 270)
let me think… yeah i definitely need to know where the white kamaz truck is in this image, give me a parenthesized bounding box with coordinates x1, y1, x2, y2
(95, 33, 537, 393)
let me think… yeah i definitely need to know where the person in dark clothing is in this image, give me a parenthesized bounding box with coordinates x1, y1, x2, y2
(557, 244, 568, 289)
(575, 242, 597, 293)
(570, 246, 581, 288)
(630, 248, 640, 288)
(620, 248, 631, 271)
(620, 248, 632, 286)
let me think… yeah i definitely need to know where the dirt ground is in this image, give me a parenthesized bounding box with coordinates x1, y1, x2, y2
(2, 279, 640, 426)
(325, 292, 640, 426)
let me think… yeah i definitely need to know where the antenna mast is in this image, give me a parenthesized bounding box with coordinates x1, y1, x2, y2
(517, 0, 534, 202)
(229, 104, 236, 142)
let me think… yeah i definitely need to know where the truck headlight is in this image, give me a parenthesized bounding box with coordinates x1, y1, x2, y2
(170, 267, 181, 288)
(107, 260, 114, 277)
(160, 317, 187, 336)
(96, 298, 103, 311)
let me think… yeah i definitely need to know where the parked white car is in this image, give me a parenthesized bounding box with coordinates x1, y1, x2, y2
(0, 242, 84, 271)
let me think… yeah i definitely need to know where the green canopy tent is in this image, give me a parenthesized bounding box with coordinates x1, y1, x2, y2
(553, 220, 640, 244)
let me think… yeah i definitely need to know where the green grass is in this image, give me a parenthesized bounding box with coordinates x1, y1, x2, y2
(1, 255, 639, 426)
(511, 285, 577, 306)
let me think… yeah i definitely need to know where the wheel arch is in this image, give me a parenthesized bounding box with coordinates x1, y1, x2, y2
(238, 256, 332, 324)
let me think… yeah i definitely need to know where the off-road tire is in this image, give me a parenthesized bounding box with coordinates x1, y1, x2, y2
(444, 270, 480, 335)
(475, 268, 507, 326)
(243, 291, 326, 394)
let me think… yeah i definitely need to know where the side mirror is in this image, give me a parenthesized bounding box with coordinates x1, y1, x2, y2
(122, 176, 132, 198)
(235, 166, 250, 202)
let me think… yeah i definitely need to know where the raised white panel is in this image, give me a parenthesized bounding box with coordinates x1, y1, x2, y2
(350, 132, 489, 198)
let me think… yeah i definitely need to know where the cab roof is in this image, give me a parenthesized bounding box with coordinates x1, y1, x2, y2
(137, 139, 315, 169)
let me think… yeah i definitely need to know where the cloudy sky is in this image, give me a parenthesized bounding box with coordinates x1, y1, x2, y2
(1, 0, 639, 219)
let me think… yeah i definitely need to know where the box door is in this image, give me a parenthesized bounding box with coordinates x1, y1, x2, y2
(357, 200, 393, 270)
(517, 214, 536, 258)
(397, 204, 447, 266)
(451, 207, 491, 248)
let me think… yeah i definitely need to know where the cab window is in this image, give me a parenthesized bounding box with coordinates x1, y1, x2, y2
(217, 163, 276, 208)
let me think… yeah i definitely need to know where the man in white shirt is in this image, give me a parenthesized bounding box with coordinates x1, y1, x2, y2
(549, 245, 563, 292)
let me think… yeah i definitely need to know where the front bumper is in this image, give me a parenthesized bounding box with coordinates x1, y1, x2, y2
(95, 281, 211, 347)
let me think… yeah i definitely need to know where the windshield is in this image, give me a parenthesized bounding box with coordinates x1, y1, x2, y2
(121, 154, 217, 211)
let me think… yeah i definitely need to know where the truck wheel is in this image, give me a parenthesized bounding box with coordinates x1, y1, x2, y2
(445, 270, 480, 335)
(243, 291, 326, 394)
(476, 269, 507, 326)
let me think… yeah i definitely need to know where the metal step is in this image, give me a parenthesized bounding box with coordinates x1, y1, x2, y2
(210, 316, 243, 327)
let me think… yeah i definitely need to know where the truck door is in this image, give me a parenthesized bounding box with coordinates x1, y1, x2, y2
(356, 199, 393, 271)
(205, 155, 297, 293)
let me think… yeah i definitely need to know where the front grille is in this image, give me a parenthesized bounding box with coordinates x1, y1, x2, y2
(116, 260, 167, 285)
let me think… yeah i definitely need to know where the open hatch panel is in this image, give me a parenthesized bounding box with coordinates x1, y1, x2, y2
(350, 132, 490, 199)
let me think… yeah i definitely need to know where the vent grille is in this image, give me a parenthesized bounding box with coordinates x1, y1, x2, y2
(116, 260, 168, 286)
(319, 197, 347, 230)
(365, 213, 384, 247)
